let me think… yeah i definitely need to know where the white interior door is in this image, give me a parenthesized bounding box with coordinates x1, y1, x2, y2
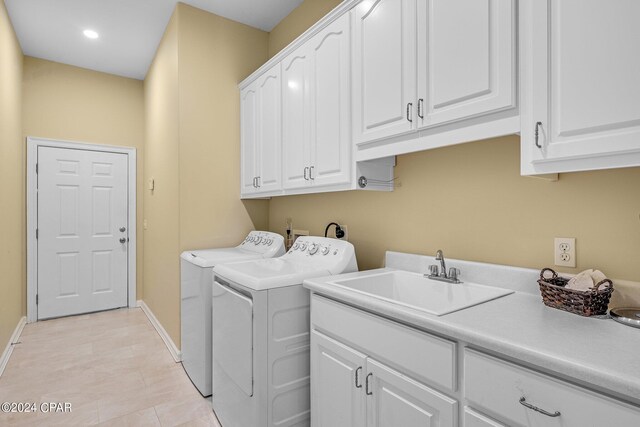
(37, 146, 129, 319)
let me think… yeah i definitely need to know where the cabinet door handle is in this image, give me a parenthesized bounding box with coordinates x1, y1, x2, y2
(406, 103, 413, 123)
(418, 98, 424, 119)
(519, 397, 561, 417)
(256, 176, 260, 188)
(303, 167, 309, 181)
(309, 166, 315, 180)
(365, 373, 373, 395)
(535, 121, 543, 148)
(252, 177, 257, 188)
(355, 367, 362, 388)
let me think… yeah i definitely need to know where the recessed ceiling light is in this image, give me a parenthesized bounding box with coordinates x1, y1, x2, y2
(83, 29, 99, 39)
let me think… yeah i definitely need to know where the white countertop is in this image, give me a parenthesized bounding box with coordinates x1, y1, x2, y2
(303, 252, 640, 406)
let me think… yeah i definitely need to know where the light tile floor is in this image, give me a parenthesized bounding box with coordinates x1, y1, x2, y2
(0, 308, 221, 426)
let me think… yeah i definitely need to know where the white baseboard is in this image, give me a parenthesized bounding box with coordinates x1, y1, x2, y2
(0, 316, 27, 377)
(137, 300, 182, 362)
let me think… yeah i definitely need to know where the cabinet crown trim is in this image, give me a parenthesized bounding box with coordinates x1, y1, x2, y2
(239, 0, 361, 90)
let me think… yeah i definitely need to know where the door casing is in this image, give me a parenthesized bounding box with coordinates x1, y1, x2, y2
(26, 136, 137, 322)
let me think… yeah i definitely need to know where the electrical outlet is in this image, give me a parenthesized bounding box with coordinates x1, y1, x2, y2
(339, 225, 348, 241)
(554, 237, 576, 268)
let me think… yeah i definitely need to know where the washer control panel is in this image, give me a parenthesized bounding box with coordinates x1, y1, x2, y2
(239, 231, 284, 255)
(283, 236, 357, 274)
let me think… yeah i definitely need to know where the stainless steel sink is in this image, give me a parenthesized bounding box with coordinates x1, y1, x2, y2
(329, 270, 513, 316)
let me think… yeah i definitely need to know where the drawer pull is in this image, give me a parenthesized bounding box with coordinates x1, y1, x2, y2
(365, 373, 373, 395)
(355, 367, 362, 388)
(519, 397, 561, 417)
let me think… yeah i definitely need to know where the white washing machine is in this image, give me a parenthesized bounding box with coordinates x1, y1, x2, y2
(211, 236, 358, 427)
(180, 231, 285, 397)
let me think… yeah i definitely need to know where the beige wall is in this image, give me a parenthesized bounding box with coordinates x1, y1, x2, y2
(268, 0, 342, 58)
(270, 136, 640, 282)
(177, 3, 269, 252)
(267, 0, 640, 302)
(143, 10, 182, 344)
(0, 0, 24, 349)
(143, 4, 269, 346)
(22, 57, 146, 300)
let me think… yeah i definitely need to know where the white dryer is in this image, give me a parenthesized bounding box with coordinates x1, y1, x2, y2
(211, 236, 358, 427)
(180, 231, 285, 397)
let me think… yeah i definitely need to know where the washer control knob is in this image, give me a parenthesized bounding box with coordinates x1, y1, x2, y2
(299, 243, 308, 251)
(266, 239, 272, 245)
(293, 243, 299, 250)
(254, 236, 262, 245)
(308, 243, 319, 255)
(320, 246, 330, 255)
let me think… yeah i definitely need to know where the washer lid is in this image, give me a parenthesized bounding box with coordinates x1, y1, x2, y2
(610, 308, 640, 329)
(180, 247, 261, 268)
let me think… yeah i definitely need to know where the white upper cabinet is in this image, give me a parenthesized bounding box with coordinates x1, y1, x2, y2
(417, 0, 516, 128)
(282, 13, 352, 191)
(240, 85, 259, 196)
(310, 13, 352, 188)
(521, 0, 640, 174)
(282, 46, 312, 190)
(352, 0, 417, 145)
(240, 64, 282, 197)
(256, 65, 283, 194)
(352, 0, 518, 160)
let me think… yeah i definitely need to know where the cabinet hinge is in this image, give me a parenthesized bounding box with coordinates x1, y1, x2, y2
(36, 163, 38, 174)
(36, 294, 38, 305)
(36, 229, 38, 239)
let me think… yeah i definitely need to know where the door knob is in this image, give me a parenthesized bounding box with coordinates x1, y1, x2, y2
(119, 237, 127, 243)
(119, 227, 126, 232)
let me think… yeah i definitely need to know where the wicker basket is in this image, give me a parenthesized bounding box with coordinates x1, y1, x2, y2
(538, 268, 613, 316)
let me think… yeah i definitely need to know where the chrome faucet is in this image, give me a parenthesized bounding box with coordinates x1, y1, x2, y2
(426, 250, 461, 284)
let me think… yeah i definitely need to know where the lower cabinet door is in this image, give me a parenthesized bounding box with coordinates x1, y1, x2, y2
(366, 358, 458, 427)
(464, 407, 506, 427)
(311, 330, 367, 427)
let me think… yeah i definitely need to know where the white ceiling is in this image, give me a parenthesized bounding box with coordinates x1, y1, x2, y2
(4, 0, 303, 80)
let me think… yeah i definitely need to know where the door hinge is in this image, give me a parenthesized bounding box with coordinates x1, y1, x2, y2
(36, 294, 38, 305)
(36, 229, 38, 239)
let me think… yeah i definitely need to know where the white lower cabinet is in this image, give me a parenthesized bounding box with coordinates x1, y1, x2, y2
(311, 295, 458, 427)
(311, 330, 366, 427)
(464, 349, 640, 426)
(311, 330, 457, 427)
(309, 294, 640, 427)
(367, 358, 457, 427)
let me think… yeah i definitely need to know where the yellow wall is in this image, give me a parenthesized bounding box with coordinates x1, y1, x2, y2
(270, 136, 640, 281)
(177, 3, 269, 251)
(143, 4, 269, 346)
(267, 0, 640, 302)
(22, 57, 146, 299)
(268, 0, 342, 58)
(143, 10, 181, 344)
(0, 0, 24, 349)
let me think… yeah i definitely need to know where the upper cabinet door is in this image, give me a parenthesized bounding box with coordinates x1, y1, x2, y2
(521, 0, 640, 174)
(240, 84, 258, 196)
(417, 0, 515, 128)
(282, 47, 312, 190)
(310, 13, 352, 187)
(352, 0, 417, 146)
(255, 64, 282, 194)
